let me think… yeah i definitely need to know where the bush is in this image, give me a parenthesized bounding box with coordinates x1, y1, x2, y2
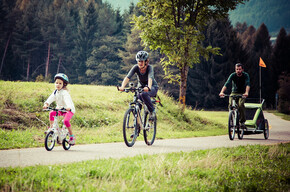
(35, 74, 44, 82)
(277, 73, 290, 114)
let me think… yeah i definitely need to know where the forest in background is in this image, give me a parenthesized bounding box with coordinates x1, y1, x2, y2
(229, 0, 290, 35)
(0, 0, 289, 112)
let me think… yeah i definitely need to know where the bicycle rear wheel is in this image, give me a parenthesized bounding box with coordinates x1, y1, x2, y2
(263, 119, 269, 139)
(237, 125, 244, 139)
(228, 111, 236, 140)
(123, 108, 138, 147)
(45, 131, 55, 151)
(62, 132, 71, 150)
(237, 113, 244, 140)
(143, 111, 156, 146)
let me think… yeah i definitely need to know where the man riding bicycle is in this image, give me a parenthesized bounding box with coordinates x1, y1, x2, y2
(219, 63, 250, 126)
(119, 51, 159, 120)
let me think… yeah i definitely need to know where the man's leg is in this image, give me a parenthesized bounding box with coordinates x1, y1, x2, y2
(228, 96, 233, 111)
(238, 97, 246, 123)
(139, 86, 158, 112)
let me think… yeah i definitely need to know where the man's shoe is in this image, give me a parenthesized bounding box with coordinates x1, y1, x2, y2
(149, 109, 156, 121)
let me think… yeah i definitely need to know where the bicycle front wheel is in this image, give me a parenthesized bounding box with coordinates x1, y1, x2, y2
(45, 131, 55, 151)
(228, 111, 236, 140)
(123, 108, 138, 147)
(143, 111, 156, 146)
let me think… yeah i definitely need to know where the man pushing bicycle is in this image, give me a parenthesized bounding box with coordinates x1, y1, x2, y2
(219, 63, 250, 126)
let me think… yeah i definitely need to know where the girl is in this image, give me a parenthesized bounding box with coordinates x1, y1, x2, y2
(43, 73, 76, 145)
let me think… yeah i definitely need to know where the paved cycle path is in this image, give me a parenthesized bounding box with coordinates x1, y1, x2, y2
(0, 112, 289, 168)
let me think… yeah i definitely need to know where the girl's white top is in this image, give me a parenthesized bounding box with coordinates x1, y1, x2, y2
(45, 89, 76, 113)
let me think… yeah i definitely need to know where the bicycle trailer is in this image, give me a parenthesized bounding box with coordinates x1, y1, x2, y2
(244, 99, 269, 138)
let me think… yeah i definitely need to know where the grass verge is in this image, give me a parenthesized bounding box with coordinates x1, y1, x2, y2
(0, 143, 289, 191)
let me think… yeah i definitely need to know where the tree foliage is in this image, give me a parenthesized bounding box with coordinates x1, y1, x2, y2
(133, 0, 245, 109)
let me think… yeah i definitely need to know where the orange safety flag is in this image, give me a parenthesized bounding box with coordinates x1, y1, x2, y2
(259, 57, 266, 68)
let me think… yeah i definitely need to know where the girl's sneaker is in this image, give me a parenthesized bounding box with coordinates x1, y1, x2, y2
(69, 136, 75, 145)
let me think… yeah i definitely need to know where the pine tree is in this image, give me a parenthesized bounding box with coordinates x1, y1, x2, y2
(73, 0, 98, 83)
(187, 17, 245, 109)
(0, 0, 19, 79)
(86, 35, 123, 85)
(12, 0, 43, 81)
(250, 23, 273, 107)
(272, 28, 290, 75)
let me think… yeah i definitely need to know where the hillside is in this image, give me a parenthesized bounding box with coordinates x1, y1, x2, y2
(105, 0, 290, 35)
(0, 81, 227, 149)
(229, 0, 290, 35)
(104, 0, 139, 13)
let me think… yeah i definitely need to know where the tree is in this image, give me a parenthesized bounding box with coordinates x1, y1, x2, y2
(271, 28, 290, 98)
(0, 0, 18, 78)
(272, 28, 290, 75)
(73, 0, 99, 83)
(277, 73, 290, 114)
(187, 17, 246, 109)
(86, 35, 123, 85)
(133, 0, 245, 110)
(12, 0, 43, 81)
(250, 23, 273, 107)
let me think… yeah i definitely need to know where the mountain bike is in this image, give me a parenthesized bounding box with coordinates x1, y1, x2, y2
(118, 86, 161, 147)
(221, 94, 245, 140)
(43, 107, 71, 151)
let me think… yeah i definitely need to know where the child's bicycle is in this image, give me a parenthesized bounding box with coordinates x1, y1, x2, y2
(43, 107, 72, 151)
(117, 85, 162, 147)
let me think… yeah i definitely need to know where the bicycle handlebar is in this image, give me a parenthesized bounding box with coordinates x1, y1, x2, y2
(220, 94, 245, 99)
(117, 86, 144, 93)
(43, 107, 68, 112)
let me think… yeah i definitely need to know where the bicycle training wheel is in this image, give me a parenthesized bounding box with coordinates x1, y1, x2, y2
(123, 108, 138, 147)
(62, 133, 71, 150)
(228, 111, 236, 140)
(45, 131, 55, 151)
(143, 111, 157, 146)
(263, 119, 269, 139)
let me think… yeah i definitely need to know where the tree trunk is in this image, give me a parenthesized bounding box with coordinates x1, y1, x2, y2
(57, 56, 62, 73)
(0, 33, 11, 75)
(26, 57, 30, 81)
(45, 41, 50, 78)
(179, 64, 189, 111)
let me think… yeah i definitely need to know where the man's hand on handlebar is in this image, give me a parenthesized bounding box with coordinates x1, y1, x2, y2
(219, 92, 225, 98)
(43, 103, 49, 109)
(118, 86, 125, 92)
(143, 86, 151, 92)
(243, 92, 249, 98)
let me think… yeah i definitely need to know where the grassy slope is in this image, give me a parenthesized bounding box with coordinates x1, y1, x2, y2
(0, 81, 228, 150)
